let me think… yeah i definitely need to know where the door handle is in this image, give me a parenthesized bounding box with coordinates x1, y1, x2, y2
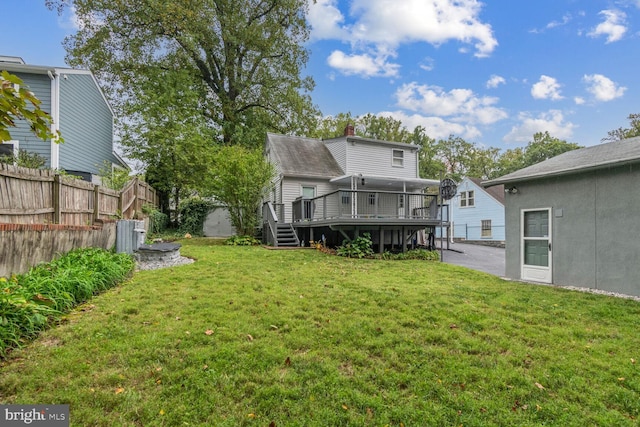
(548, 242, 551, 251)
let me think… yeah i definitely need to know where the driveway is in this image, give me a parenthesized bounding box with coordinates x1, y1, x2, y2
(439, 242, 505, 277)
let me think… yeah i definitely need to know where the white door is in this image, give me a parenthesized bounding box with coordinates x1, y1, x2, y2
(398, 194, 405, 218)
(521, 208, 552, 283)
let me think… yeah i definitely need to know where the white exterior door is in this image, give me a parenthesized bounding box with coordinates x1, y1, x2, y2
(521, 208, 552, 283)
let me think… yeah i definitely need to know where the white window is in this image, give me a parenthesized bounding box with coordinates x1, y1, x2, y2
(340, 191, 350, 205)
(392, 149, 404, 167)
(0, 140, 19, 164)
(460, 190, 475, 207)
(302, 186, 315, 199)
(481, 219, 492, 238)
(368, 193, 376, 205)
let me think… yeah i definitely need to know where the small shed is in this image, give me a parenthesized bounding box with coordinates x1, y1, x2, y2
(483, 136, 640, 297)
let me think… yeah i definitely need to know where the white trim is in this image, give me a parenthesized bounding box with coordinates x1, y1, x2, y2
(392, 148, 404, 168)
(49, 71, 60, 169)
(520, 208, 552, 283)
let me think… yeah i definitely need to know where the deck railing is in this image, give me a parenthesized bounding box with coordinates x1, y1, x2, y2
(292, 190, 446, 222)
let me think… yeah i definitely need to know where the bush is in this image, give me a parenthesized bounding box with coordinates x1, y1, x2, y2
(336, 233, 374, 258)
(0, 248, 134, 358)
(0, 149, 47, 169)
(225, 235, 261, 246)
(142, 203, 169, 235)
(380, 248, 440, 261)
(178, 197, 215, 236)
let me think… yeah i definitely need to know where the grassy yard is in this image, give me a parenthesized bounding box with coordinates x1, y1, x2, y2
(1, 238, 639, 426)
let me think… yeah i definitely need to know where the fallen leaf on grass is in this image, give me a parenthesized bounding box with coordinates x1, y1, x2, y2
(247, 413, 256, 418)
(269, 422, 276, 427)
(284, 357, 291, 367)
(535, 382, 545, 390)
(342, 404, 348, 410)
(159, 409, 165, 415)
(618, 377, 625, 381)
(247, 334, 254, 342)
(631, 358, 636, 364)
(115, 387, 125, 394)
(449, 324, 458, 329)
(204, 329, 214, 335)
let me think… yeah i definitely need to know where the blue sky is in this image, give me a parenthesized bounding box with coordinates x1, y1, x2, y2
(2, 0, 639, 151)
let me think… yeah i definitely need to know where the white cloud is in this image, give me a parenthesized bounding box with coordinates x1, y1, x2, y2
(326, 50, 400, 78)
(574, 97, 586, 105)
(486, 75, 506, 89)
(378, 111, 481, 140)
(583, 74, 626, 101)
(395, 82, 508, 126)
(503, 110, 576, 143)
(588, 9, 627, 43)
(419, 57, 435, 72)
(307, 0, 350, 40)
(531, 75, 564, 101)
(308, 0, 497, 76)
(530, 13, 572, 33)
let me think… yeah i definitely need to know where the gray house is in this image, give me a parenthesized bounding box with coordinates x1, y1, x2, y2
(483, 136, 640, 296)
(263, 126, 444, 251)
(0, 56, 128, 182)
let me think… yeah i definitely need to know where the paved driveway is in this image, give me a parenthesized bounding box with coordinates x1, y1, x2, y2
(439, 242, 505, 277)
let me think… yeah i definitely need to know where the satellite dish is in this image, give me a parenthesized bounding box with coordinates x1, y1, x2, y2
(439, 178, 457, 200)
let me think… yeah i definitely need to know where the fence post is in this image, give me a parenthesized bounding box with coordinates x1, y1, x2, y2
(53, 174, 61, 224)
(93, 184, 100, 223)
(134, 177, 140, 217)
(118, 188, 124, 219)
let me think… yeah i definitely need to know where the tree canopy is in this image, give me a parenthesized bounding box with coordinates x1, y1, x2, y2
(47, 0, 318, 147)
(602, 113, 640, 142)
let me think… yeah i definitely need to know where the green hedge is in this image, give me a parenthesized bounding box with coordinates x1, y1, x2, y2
(0, 248, 134, 357)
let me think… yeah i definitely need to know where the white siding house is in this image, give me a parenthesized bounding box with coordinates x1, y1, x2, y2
(263, 128, 443, 250)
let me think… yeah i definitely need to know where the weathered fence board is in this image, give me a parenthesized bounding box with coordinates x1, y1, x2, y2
(0, 163, 158, 225)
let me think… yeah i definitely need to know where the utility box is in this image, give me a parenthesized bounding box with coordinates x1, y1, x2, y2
(116, 220, 146, 254)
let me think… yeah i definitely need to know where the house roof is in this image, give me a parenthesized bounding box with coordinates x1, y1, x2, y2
(266, 133, 344, 178)
(468, 177, 504, 205)
(325, 135, 420, 151)
(483, 136, 640, 187)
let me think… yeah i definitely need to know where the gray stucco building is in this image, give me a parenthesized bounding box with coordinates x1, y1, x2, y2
(483, 136, 640, 296)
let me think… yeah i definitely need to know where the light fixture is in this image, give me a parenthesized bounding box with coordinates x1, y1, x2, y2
(505, 186, 518, 194)
(361, 178, 365, 186)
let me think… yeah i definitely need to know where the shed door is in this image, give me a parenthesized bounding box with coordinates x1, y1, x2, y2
(521, 209, 552, 283)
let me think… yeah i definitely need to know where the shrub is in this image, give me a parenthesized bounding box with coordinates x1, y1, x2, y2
(0, 248, 134, 357)
(380, 248, 440, 261)
(142, 203, 169, 235)
(178, 197, 215, 236)
(0, 149, 47, 168)
(336, 233, 374, 258)
(225, 235, 261, 246)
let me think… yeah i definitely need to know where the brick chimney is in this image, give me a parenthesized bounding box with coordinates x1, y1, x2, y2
(344, 123, 355, 136)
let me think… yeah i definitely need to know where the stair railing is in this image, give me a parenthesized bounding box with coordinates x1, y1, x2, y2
(263, 202, 279, 247)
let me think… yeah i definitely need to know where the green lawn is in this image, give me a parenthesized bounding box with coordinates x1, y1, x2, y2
(1, 238, 639, 426)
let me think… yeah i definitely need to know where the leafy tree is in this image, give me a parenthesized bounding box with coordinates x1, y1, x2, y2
(490, 132, 581, 178)
(203, 146, 275, 236)
(47, 0, 318, 147)
(0, 71, 62, 143)
(309, 112, 357, 139)
(602, 113, 640, 142)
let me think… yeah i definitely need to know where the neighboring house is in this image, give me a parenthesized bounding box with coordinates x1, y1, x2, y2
(263, 126, 445, 251)
(0, 56, 128, 182)
(438, 177, 505, 245)
(483, 136, 640, 297)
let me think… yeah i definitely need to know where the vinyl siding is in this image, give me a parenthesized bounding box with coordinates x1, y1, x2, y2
(324, 139, 347, 172)
(344, 140, 418, 179)
(450, 178, 505, 241)
(58, 73, 113, 176)
(281, 178, 336, 223)
(6, 72, 52, 165)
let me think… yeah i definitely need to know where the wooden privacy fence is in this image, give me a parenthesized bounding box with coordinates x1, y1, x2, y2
(0, 163, 158, 225)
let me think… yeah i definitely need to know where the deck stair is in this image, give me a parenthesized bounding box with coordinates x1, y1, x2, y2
(276, 223, 300, 247)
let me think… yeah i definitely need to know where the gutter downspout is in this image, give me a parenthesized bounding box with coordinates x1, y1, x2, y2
(48, 69, 60, 169)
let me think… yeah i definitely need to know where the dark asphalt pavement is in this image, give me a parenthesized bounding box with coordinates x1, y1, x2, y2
(438, 242, 505, 277)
